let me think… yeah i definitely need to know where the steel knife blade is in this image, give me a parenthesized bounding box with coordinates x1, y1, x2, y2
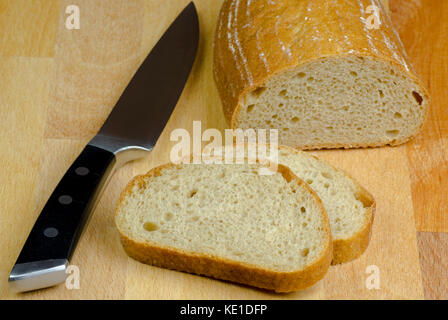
(8, 2, 199, 293)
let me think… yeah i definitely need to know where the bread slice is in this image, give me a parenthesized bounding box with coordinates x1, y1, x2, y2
(200, 143, 375, 264)
(115, 162, 332, 292)
(213, 0, 429, 149)
(277, 146, 375, 264)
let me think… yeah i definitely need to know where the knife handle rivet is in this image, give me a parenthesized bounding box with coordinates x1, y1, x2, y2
(75, 167, 89, 176)
(58, 195, 73, 205)
(43, 227, 59, 238)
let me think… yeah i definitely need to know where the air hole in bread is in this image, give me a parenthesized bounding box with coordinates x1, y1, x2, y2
(295, 72, 306, 79)
(350, 71, 358, 77)
(300, 206, 306, 213)
(250, 86, 266, 97)
(246, 104, 255, 113)
(378, 90, 384, 98)
(291, 116, 299, 123)
(164, 212, 173, 221)
(301, 248, 310, 257)
(412, 91, 423, 105)
(386, 129, 399, 137)
(278, 103, 284, 108)
(189, 189, 198, 198)
(394, 112, 403, 119)
(306, 179, 313, 184)
(143, 222, 158, 232)
(279, 89, 287, 97)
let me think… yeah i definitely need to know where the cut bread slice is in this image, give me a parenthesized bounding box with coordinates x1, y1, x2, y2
(200, 143, 375, 264)
(213, 0, 429, 149)
(115, 162, 332, 292)
(276, 146, 375, 264)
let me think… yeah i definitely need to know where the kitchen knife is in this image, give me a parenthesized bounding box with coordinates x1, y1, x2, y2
(8, 2, 199, 293)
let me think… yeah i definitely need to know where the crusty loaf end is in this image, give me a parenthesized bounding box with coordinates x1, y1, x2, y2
(213, 0, 430, 150)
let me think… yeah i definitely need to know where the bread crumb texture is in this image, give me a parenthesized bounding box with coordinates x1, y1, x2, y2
(278, 146, 373, 240)
(277, 146, 374, 263)
(116, 163, 329, 272)
(239, 57, 426, 148)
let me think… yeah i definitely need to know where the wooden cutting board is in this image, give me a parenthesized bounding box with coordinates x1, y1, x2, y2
(0, 0, 446, 299)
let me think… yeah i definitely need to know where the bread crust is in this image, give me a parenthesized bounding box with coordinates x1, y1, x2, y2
(116, 162, 333, 292)
(277, 145, 375, 264)
(213, 0, 430, 150)
(332, 206, 375, 264)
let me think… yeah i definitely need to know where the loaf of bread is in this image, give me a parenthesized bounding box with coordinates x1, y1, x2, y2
(213, 0, 429, 149)
(115, 162, 332, 292)
(277, 146, 375, 264)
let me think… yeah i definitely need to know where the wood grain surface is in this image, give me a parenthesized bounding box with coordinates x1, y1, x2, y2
(0, 0, 446, 299)
(417, 232, 448, 299)
(390, 0, 448, 232)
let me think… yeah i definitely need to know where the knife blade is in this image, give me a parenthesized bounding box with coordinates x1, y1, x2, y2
(9, 2, 199, 293)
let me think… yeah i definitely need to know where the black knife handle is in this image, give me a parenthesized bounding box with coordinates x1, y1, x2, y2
(15, 145, 115, 264)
